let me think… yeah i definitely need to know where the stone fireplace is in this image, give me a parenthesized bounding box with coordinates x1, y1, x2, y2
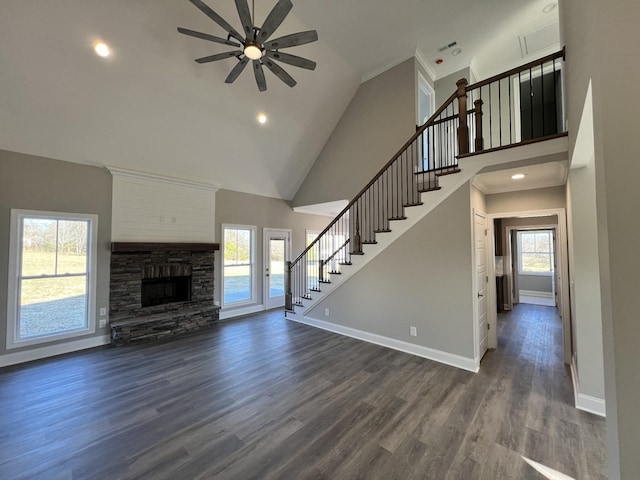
(109, 242, 220, 345)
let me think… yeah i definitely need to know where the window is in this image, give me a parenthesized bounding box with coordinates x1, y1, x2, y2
(222, 224, 256, 306)
(518, 230, 554, 275)
(7, 210, 98, 349)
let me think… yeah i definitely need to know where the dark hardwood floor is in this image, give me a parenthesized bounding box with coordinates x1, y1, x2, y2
(0, 304, 606, 479)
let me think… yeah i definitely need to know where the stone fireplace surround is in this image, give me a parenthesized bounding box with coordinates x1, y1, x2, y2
(109, 242, 220, 346)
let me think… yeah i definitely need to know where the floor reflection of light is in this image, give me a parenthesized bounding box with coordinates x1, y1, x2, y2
(522, 456, 576, 480)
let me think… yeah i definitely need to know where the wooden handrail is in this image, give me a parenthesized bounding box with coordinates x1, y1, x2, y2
(465, 50, 564, 92)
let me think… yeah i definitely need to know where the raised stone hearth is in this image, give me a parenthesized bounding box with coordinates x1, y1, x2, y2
(109, 242, 219, 346)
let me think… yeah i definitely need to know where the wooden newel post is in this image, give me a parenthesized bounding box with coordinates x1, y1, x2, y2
(474, 99, 484, 152)
(456, 78, 469, 155)
(285, 261, 293, 311)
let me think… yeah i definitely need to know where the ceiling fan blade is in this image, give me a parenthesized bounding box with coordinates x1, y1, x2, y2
(253, 60, 267, 92)
(263, 58, 297, 88)
(264, 30, 318, 50)
(195, 50, 242, 63)
(226, 57, 250, 83)
(234, 0, 254, 38)
(257, 0, 292, 43)
(188, 0, 244, 43)
(177, 27, 241, 47)
(265, 50, 316, 70)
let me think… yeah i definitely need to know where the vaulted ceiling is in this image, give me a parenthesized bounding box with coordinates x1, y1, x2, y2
(0, 0, 559, 200)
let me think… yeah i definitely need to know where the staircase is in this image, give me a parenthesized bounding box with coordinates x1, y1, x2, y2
(286, 50, 566, 319)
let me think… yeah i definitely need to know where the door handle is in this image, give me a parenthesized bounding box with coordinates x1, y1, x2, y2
(477, 293, 484, 298)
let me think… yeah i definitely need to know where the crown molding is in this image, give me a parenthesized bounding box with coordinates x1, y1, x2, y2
(360, 54, 414, 83)
(415, 48, 436, 82)
(107, 166, 221, 191)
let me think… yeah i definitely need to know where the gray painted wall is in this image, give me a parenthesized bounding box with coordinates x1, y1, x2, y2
(306, 182, 475, 359)
(486, 186, 566, 213)
(292, 58, 417, 208)
(0, 150, 112, 357)
(215, 189, 329, 315)
(561, 1, 640, 476)
(519, 274, 552, 293)
(434, 68, 471, 107)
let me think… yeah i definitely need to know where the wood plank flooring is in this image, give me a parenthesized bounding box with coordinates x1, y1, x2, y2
(0, 304, 607, 479)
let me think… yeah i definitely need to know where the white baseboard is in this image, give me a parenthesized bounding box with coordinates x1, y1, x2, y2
(0, 334, 111, 368)
(570, 356, 606, 417)
(219, 304, 264, 320)
(519, 289, 554, 299)
(288, 315, 478, 373)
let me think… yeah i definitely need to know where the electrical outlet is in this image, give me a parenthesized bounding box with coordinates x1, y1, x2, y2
(99, 319, 107, 328)
(99, 307, 106, 316)
(324, 308, 330, 317)
(410, 326, 417, 337)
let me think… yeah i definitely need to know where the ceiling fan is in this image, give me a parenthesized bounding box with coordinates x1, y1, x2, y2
(178, 0, 318, 92)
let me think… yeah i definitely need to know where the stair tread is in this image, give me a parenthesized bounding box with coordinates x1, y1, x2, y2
(350, 251, 364, 255)
(389, 216, 407, 221)
(404, 202, 424, 207)
(338, 262, 352, 265)
(361, 241, 377, 245)
(310, 288, 321, 292)
(418, 186, 442, 193)
(319, 280, 331, 284)
(374, 229, 392, 233)
(328, 271, 341, 274)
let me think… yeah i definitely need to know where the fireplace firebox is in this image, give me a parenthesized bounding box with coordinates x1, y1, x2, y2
(141, 276, 191, 307)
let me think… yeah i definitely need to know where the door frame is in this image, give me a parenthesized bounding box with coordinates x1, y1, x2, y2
(263, 228, 292, 309)
(508, 226, 557, 307)
(472, 208, 489, 366)
(486, 208, 571, 365)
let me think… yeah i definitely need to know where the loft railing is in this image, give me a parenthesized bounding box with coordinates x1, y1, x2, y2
(286, 50, 566, 311)
(464, 49, 565, 155)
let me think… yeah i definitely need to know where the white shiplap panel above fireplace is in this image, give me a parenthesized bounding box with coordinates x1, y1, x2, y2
(108, 167, 219, 243)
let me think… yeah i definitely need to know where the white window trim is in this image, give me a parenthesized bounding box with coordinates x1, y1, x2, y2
(517, 229, 554, 277)
(7, 209, 98, 350)
(221, 223, 257, 308)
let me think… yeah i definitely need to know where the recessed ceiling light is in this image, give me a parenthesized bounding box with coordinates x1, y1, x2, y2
(511, 173, 526, 180)
(451, 48, 462, 56)
(543, 2, 557, 13)
(257, 113, 267, 124)
(94, 42, 111, 58)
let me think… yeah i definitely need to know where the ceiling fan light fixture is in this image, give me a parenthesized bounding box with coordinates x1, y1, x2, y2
(178, 0, 318, 92)
(244, 41, 263, 60)
(94, 41, 111, 58)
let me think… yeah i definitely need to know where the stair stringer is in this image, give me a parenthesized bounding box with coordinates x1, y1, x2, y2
(285, 135, 569, 321)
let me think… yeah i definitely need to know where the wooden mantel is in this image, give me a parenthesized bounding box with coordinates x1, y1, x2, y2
(111, 242, 219, 253)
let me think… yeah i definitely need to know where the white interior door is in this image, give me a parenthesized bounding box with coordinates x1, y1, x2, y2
(474, 211, 488, 360)
(264, 228, 291, 309)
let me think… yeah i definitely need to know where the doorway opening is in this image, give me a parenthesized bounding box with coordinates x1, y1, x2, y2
(487, 209, 571, 365)
(263, 228, 291, 310)
(512, 229, 556, 307)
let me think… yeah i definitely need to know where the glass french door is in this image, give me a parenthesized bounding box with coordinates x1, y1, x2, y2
(264, 229, 291, 309)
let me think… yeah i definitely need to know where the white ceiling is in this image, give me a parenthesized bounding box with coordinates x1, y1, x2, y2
(0, 0, 560, 200)
(473, 161, 568, 195)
